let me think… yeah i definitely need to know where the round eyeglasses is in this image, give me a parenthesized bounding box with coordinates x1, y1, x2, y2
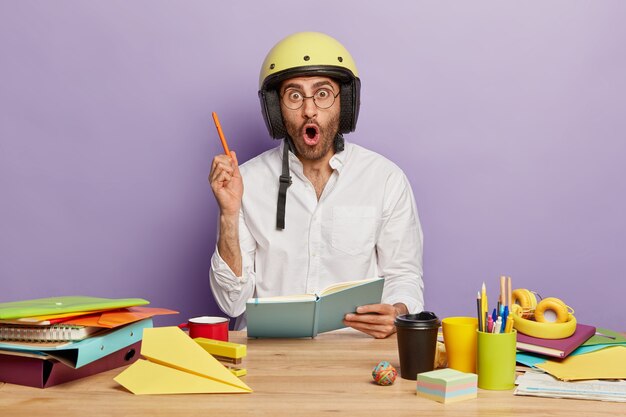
(280, 87, 340, 110)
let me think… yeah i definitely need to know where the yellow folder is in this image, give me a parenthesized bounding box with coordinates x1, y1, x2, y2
(114, 327, 252, 394)
(536, 346, 626, 381)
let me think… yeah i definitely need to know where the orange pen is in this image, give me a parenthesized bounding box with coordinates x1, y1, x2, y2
(212, 112, 231, 157)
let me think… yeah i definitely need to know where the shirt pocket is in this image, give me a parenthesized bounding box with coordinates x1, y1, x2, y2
(331, 206, 377, 256)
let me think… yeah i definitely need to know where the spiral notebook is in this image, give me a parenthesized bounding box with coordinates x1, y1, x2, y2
(0, 324, 103, 342)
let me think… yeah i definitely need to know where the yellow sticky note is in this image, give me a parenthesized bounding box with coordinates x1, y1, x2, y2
(114, 327, 252, 394)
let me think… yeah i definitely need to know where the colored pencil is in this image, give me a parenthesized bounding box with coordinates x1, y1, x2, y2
(212, 112, 231, 157)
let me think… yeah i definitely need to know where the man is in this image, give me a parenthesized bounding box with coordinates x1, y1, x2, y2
(209, 32, 424, 338)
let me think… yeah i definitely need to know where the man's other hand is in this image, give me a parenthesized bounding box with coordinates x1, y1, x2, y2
(343, 303, 408, 339)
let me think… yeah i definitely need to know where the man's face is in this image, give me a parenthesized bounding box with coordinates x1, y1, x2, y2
(279, 76, 341, 162)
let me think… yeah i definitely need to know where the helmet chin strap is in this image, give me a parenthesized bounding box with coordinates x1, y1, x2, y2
(276, 138, 294, 230)
(275, 134, 344, 230)
(333, 133, 345, 153)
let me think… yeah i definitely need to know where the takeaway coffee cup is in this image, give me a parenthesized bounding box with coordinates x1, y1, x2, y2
(395, 311, 440, 380)
(178, 316, 229, 341)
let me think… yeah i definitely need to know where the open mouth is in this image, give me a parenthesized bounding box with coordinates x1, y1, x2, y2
(303, 124, 320, 145)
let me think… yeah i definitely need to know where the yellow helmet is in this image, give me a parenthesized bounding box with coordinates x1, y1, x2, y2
(258, 32, 361, 139)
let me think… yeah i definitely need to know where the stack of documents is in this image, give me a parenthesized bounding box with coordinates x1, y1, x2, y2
(515, 327, 626, 402)
(515, 370, 626, 402)
(0, 296, 177, 388)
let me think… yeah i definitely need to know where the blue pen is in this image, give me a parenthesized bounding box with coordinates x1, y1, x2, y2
(491, 308, 497, 324)
(501, 306, 509, 333)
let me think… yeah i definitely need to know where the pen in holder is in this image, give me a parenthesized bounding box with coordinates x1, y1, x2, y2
(476, 329, 517, 390)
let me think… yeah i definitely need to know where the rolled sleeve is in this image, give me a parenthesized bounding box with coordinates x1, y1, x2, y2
(209, 246, 256, 317)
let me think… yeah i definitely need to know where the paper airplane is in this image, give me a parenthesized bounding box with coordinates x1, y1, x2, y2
(114, 327, 252, 394)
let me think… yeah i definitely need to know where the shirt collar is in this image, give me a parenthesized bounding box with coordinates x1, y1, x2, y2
(279, 139, 350, 175)
(329, 140, 349, 172)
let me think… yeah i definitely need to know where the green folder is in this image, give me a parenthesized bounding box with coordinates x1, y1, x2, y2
(582, 328, 626, 346)
(0, 296, 150, 320)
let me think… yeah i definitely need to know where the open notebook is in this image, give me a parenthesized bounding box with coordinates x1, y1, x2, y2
(246, 278, 384, 338)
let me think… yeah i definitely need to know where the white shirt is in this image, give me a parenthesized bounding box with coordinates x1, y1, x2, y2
(210, 141, 424, 329)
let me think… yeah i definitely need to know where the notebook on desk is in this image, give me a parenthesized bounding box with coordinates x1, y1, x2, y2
(0, 323, 104, 342)
(516, 323, 596, 358)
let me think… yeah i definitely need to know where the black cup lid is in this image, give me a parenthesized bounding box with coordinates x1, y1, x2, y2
(394, 311, 440, 328)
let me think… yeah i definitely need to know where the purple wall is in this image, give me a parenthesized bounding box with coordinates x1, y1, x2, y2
(1, 1, 624, 330)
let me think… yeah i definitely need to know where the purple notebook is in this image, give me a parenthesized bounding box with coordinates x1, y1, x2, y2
(516, 323, 596, 358)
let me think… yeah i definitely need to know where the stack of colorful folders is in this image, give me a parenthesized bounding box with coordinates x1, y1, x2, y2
(0, 296, 177, 388)
(515, 326, 626, 402)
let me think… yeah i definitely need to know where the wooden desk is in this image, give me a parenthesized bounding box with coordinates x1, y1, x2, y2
(0, 330, 622, 416)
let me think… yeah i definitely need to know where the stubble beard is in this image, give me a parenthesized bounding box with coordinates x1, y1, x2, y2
(285, 112, 340, 162)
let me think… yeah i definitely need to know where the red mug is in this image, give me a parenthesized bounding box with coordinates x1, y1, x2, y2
(178, 316, 229, 341)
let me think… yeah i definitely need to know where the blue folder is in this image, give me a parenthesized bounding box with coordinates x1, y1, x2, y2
(0, 318, 152, 368)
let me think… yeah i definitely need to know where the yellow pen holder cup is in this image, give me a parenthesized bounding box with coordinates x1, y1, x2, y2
(442, 317, 478, 373)
(476, 329, 517, 390)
